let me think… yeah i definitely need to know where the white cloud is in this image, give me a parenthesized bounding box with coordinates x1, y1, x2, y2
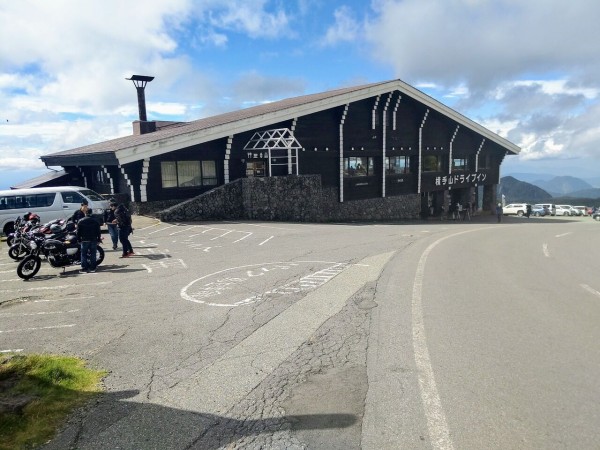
(205, 0, 290, 38)
(321, 6, 361, 46)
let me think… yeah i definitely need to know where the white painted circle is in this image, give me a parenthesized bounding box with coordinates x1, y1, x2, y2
(180, 260, 349, 307)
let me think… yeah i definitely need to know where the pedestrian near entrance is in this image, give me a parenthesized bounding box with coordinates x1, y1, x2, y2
(76, 208, 101, 273)
(114, 204, 134, 258)
(103, 200, 119, 250)
(72, 200, 88, 224)
(496, 202, 503, 222)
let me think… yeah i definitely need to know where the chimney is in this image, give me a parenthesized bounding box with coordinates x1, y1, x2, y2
(126, 75, 155, 134)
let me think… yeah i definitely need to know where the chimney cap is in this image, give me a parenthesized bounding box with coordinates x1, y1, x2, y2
(126, 75, 154, 82)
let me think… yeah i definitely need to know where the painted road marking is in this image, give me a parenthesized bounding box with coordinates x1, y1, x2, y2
(34, 296, 95, 303)
(0, 324, 76, 334)
(0, 281, 110, 294)
(555, 232, 572, 238)
(0, 309, 80, 317)
(165, 252, 394, 416)
(258, 236, 274, 246)
(148, 225, 177, 235)
(232, 233, 252, 243)
(141, 259, 188, 274)
(0, 349, 24, 353)
(542, 243, 550, 257)
(182, 261, 351, 307)
(581, 284, 600, 298)
(411, 226, 500, 449)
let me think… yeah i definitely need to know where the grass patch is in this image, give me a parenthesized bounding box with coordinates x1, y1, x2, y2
(0, 353, 106, 450)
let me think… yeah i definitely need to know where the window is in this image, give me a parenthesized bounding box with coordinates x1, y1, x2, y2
(161, 160, 218, 188)
(423, 155, 441, 172)
(24, 193, 56, 208)
(61, 191, 86, 204)
(344, 157, 374, 177)
(246, 161, 266, 177)
(386, 156, 410, 175)
(0, 192, 56, 209)
(202, 161, 217, 185)
(452, 157, 468, 171)
(479, 154, 490, 169)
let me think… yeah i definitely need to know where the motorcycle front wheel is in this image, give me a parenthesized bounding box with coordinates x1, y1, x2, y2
(17, 256, 42, 280)
(8, 244, 27, 261)
(95, 246, 105, 266)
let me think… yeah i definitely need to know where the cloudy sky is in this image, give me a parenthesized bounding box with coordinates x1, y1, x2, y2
(1, 0, 599, 189)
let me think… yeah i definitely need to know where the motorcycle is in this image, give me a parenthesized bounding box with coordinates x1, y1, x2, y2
(17, 233, 105, 280)
(6, 216, 23, 247)
(8, 220, 69, 261)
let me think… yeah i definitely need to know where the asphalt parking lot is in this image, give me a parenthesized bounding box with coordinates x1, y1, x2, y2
(1, 212, 599, 449)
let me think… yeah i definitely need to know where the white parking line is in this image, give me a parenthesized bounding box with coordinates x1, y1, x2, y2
(581, 284, 600, 298)
(34, 296, 95, 303)
(232, 233, 252, 243)
(542, 243, 550, 257)
(555, 232, 572, 238)
(0, 324, 76, 333)
(0, 349, 24, 353)
(148, 225, 177, 235)
(0, 309, 80, 317)
(211, 230, 233, 240)
(258, 236, 274, 246)
(0, 281, 110, 294)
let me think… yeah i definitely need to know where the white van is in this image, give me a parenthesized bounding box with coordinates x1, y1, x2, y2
(0, 186, 110, 235)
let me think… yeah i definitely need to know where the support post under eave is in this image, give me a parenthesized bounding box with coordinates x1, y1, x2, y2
(339, 104, 349, 203)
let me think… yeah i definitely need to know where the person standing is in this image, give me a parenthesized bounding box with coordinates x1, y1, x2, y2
(76, 208, 101, 273)
(526, 204, 532, 218)
(114, 203, 134, 258)
(72, 200, 88, 224)
(103, 200, 119, 250)
(496, 202, 503, 223)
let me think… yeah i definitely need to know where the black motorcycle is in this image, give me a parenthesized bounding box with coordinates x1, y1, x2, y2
(17, 234, 105, 280)
(6, 216, 22, 247)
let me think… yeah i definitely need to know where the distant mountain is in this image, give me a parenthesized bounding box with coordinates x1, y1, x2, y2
(504, 172, 557, 183)
(561, 188, 600, 199)
(583, 177, 600, 188)
(499, 176, 553, 203)
(532, 176, 593, 196)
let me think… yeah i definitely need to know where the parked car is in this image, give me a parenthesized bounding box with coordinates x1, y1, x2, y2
(531, 205, 547, 217)
(593, 210, 600, 221)
(535, 203, 556, 216)
(503, 203, 529, 216)
(571, 206, 585, 216)
(555, 205, 573, 216)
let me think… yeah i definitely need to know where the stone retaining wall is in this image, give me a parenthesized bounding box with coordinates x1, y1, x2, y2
(138, 175, 420, 223)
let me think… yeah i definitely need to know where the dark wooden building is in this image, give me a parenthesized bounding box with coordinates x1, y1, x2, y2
(36, 79, 519, 220)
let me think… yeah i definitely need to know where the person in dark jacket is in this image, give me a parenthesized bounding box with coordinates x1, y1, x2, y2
(72, 200, 88, 224)
(114, 204, 134, 257)
(76, 208, 102, 273)
(103, 200, 119, 250)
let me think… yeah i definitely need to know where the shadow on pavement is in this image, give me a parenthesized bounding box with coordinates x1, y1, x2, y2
(42, 389, 357, 450)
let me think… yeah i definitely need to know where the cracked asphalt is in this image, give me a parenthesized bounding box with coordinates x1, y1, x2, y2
(1, 213, 599, 449)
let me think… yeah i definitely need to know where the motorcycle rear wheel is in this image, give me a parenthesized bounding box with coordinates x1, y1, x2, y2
(17, 256, 42, 280)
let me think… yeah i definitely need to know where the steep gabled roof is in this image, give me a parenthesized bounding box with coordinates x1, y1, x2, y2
(41, 79, 519, 167)
(10, 169, 68, 189)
